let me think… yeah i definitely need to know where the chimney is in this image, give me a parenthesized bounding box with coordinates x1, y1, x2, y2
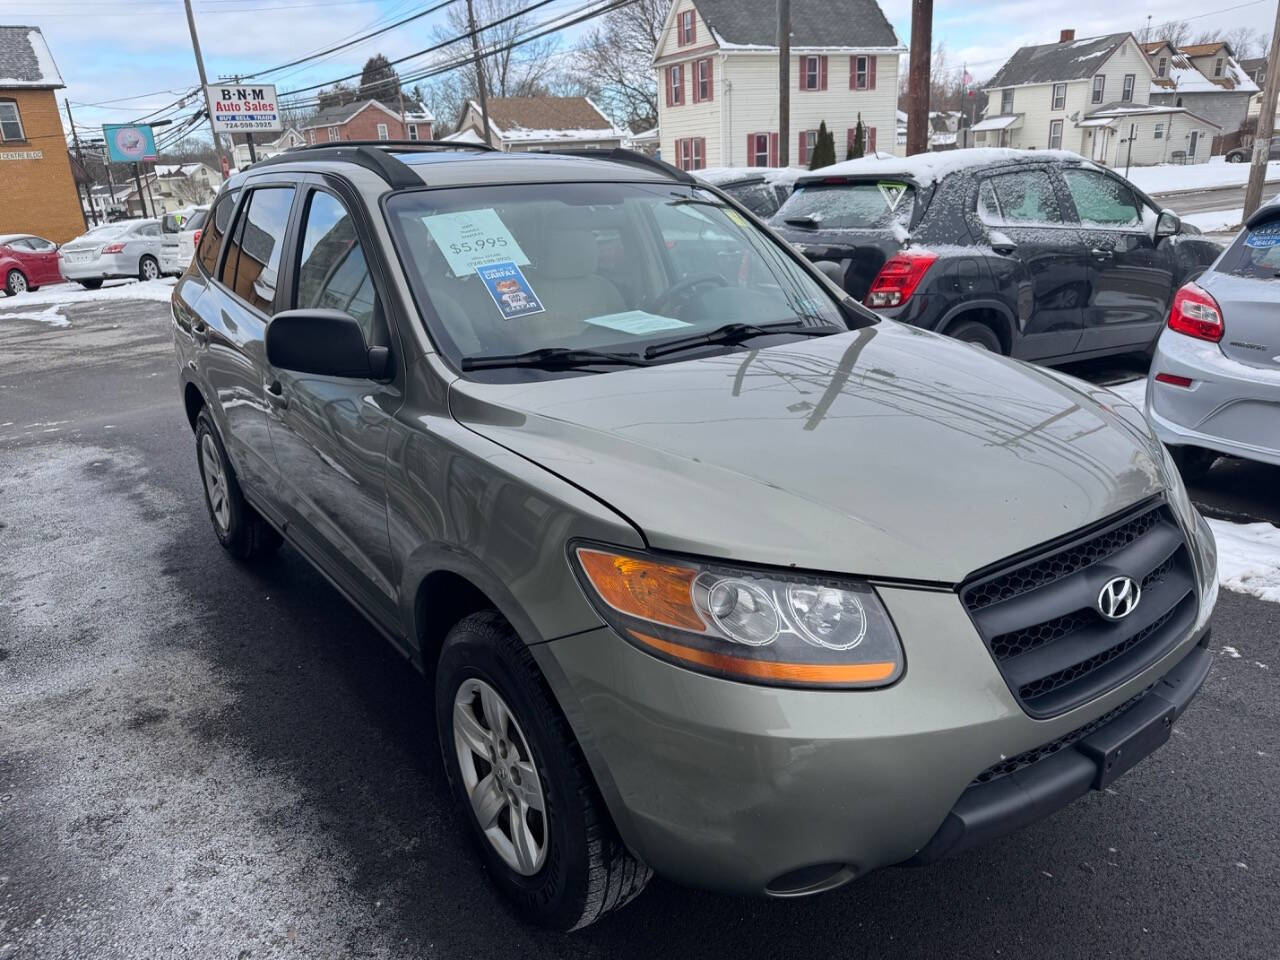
(1060, 29, 1075, 43)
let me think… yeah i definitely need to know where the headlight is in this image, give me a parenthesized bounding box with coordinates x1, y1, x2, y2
(571, 545, 904, 688)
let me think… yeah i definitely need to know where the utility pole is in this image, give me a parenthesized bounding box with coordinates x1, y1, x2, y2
(133, 162, 148, 218)
(778, 0, 790, 166)
(466, 0, 492, 145)
(184, 0, 228, 173)
(65, 98, 94, 227)
(906, 0, 932, 156)
(1244, 0, 1280, 218)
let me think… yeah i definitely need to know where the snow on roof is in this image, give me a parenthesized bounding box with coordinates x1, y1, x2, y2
(696, 166, 805, 187)
(802, 148, 1086, 186)
(0, 26, 63, 87)
(1076, 117, 1114, 127)
(971, 114, 1020, 131)
(440, 127, 487, 144)
(466, 96, 624, 143)
(1151, 51, 1258, 94)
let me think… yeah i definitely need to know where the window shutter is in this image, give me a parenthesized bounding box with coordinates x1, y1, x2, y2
(769, 132, 779, 166)
(706, 60, 714, 101)
(820, 56, 829, 90)
(665, 67, 673, 107)
(691, 65, 699, 104)
(868, 127, 877, 153)
(847, 127, 855, 153)
(799, 131, 807, 165)
(697, 136, 706, 168)
(1050, 85, 1055, 109)
(850, 56, 856, 89)
(748, 134, 755, 165)
(868, 57, 877, 90)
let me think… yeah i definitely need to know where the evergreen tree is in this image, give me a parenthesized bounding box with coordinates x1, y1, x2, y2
(809, 120, 836, 169)
(849, 114, 867, 160)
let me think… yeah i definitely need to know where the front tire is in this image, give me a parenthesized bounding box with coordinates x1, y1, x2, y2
(436, 612, 650, 930)
(139, 256, 160, 282)
(79, 279, 104, 290)
(1169, 445, 1217, 481)
(194, 409, 282, 561)
(948, 318, 1004, 353)
(5, 269, 27, 296)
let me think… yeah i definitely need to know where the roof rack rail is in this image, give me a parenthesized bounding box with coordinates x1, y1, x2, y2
(549, 147, 695, 184)
(246, 140, 497, 189)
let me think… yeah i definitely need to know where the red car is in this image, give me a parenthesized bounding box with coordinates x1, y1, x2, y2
(0, 233, 62, 295)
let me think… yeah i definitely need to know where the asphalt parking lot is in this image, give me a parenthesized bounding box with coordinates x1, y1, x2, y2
(1, 289, 1277, 959)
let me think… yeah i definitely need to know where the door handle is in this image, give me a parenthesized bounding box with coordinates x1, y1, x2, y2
(1089, 247, 1115, 261)
(265, 380, 289, 410)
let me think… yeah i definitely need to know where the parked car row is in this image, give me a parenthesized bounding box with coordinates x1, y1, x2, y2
(174, 142, 1218, 930)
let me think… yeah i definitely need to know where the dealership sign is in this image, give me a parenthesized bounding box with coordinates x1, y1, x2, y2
(208, 84, 282, 134)
(103, 124, 157, 163)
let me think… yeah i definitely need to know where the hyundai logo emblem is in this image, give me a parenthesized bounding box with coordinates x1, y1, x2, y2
(1097, 576, 1141, 621)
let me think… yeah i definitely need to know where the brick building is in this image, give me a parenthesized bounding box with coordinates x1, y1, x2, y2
(0, 26, 85, 243)
(300, 98, 434, 145)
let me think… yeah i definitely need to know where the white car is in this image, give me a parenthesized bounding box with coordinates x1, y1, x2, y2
(160, 206, 209, 276)
(58, 219, 165, 288)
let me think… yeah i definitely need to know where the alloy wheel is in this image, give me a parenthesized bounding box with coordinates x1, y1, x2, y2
(200, 433, 231, 533)
(9, 272, 26, 294)
(142, 259, 159, 281)
(453, 677, 548, 876)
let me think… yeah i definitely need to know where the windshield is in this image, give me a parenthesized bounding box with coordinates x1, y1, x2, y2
(84, 224, 130, 239)
(1217, 219, 1280, 280)
(775, 181, 915, 230)
(386, 181, 850, 377)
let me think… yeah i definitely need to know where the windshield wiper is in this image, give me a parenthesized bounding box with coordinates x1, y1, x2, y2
(783, 214, 823, 228)
(461, 346, 649, 372)
(643, 320, 842, 360)
(666, 197, 731, 209)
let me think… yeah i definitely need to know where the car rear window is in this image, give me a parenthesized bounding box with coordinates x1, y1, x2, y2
(776, 181, 915, 230)
(1216, 218, 1280, 279)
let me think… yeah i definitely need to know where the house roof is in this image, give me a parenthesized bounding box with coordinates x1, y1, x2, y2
(1179, 41, 1231, 58)
(300, 98, 419, 131)
(987, 32, 1132, 89)
(1086, 101, 1221, 128)
(689, 0, 900, 50)
(1149, 50, 1258, 93)
(0, 26, 63, 88)
(470, 97, 622, 142)
(1141, 41, 1174, 55)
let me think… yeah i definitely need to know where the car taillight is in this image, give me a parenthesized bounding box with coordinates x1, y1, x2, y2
(101, 242, 126, 254)
(192, 229, 202, 246)
(1168, 281, 1223, 342)
(864, 250, 938, 308)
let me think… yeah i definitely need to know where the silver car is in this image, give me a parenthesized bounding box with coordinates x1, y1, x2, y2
(58, 219, 165, 289)
(1147, 200, 1280, 477)
(160, 206, 208, 276)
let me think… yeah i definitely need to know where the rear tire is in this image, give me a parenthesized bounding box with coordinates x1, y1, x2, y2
(5, 269, 27, 296)
(948, 319, 1004, 353)
(1169, 445, 1217, 481)
(79, 279, 103, 290)
(139, 256, 160, 282)
(194, 409, 282, 561)
(436, 611, 651, 930)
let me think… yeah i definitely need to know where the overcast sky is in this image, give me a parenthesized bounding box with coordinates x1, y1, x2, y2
(6, 0, 1276, 143)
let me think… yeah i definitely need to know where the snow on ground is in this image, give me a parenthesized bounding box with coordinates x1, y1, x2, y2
(1209, 519, 1280, 604)
(0, 278, 176, 327)
(1104, 376, 1147, 408)
(1128, 158, 1280, 196)
(1182, 207, 1244, 233)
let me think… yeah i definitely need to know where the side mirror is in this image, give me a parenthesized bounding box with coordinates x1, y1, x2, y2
(266, 309, 389, 379)
(1156, 209, 1181, 238)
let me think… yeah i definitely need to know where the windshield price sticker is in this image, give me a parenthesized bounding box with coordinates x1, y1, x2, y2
(1245, 222, 1280, 248)
(476, 261, 546, 321)
(584, 311, 691, 335)
(422, 209, 530, 274)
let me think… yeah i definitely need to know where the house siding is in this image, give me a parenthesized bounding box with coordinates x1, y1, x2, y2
(0, 88, 86, 243)
(1099, 112, 1218, 166)
(1149, 90, 1250, 137)
(655, 0, 714, 61)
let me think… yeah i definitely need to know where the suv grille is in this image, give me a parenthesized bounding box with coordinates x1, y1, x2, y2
(961, 500, 1196, 718)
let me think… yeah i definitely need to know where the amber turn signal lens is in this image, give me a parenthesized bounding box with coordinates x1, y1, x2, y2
(629, 631, 898, 685)
(576, 548, 706, 632)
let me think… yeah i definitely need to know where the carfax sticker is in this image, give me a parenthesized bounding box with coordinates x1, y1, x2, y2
(475, 260, 545, 320)
(422, 209, 530, 274)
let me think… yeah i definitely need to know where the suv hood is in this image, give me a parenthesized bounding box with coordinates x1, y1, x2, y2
(448, 322, 1166, 583)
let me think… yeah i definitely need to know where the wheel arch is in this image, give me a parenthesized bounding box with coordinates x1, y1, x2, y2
(183, 379, 207, 432)
(939, 300, 1016, 355)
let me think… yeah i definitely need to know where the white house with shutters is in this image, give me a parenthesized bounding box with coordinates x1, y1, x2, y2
(980, 30, 1220, 166)
(652, 0, 904, 170)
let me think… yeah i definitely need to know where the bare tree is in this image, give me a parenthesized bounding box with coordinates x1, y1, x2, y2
(1155, 20, 1193, 48)
(573, 0, 665, 131)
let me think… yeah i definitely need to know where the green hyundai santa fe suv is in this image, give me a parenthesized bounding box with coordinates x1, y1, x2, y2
(171, 142, 1218, 929)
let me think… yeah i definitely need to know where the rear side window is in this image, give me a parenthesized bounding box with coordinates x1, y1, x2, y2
(197, 188, 240, 275)
(725, 181, 780, 217)
(295, 191, 378, 340)
(218, 186, 295, 314)
(1216, 219, 1280, 279)
(778, 181, 915, 230)
(978, 170, 1062, 225)
(1062, 169, 1141, 227)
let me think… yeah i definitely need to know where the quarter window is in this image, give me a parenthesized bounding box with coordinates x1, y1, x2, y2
(0, 101, 24, 141)
(1052, 83, 1066, 110)
(1092, 75, 1105, 104)
(1122, 74, 1135, 102)
(296, 191, 378, 340)
(1062, 169, 1141, 227)
(219, 186, 295, 314)
(978, 170, 1063, 226)
(196, 187, 241, 275)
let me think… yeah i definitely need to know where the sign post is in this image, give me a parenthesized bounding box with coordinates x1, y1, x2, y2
(207, 83, 282, 167)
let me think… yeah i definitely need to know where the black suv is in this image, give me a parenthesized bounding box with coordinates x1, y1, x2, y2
(771, 149, 1222, 361)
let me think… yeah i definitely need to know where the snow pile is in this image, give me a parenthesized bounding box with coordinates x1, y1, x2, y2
(1128, 159, 1280, 196)
(0, 278, 176, 308)
(0, 304, 70, 328)
(1208, 519, 1280, 603)
(1182, 207, 1243, 232)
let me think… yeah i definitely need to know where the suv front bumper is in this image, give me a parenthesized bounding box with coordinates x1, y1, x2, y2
(538, 586, 1212, 896)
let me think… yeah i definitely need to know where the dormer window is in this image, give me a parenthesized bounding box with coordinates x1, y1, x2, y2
(1214, 57, 1224, 77)
(1157, 56, 1167, 77)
